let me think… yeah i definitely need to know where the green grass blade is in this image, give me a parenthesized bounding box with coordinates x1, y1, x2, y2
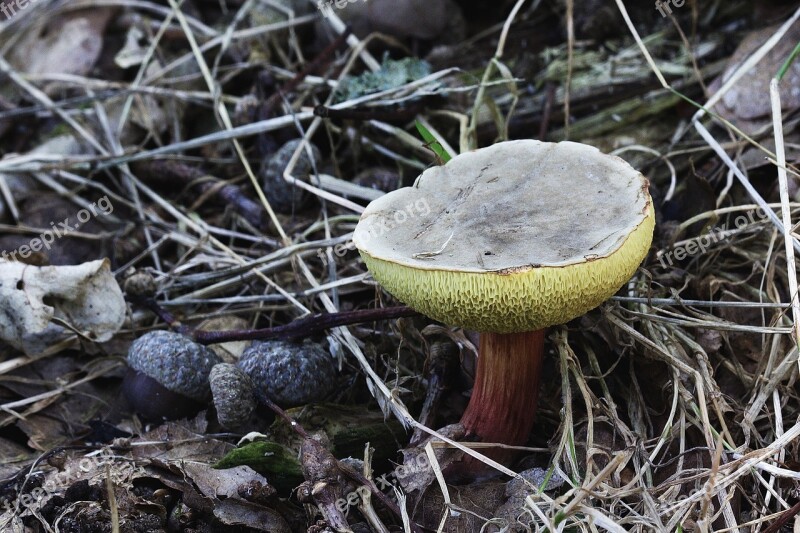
(415, 120, 452, 163)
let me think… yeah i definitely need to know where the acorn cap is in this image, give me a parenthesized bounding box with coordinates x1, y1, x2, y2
(353, 140, 655, 333)
(210, 363, 256, 430)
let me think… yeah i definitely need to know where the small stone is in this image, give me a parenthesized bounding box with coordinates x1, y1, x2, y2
(127, 330, 221, 402)
(260, 139, 321, 214)
(506, 467, 564, 495)
(122, 268, 157, 298)
(237, 339, 336, 406)
(339, 457, 364, 475)
(210, 363, 256, 430)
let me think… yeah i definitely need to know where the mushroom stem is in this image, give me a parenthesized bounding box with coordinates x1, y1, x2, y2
(460, 329, 545, 451)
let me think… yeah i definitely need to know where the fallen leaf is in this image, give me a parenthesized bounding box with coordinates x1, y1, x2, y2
(9, 8, 115, 94)
(708, 22, 800, 135)
(213, 498, 291, 531)
(327, 0, 462, 41)
(183, 462, 270, 500)
(0, 259, 126, 354)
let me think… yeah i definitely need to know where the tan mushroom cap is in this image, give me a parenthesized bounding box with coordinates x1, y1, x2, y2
(353, 140, 655, 333)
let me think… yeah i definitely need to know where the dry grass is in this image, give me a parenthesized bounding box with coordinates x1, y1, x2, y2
(1, 0, 799, 531)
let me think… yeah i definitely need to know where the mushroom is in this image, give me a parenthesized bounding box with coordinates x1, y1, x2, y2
(353, 140, 654, 461)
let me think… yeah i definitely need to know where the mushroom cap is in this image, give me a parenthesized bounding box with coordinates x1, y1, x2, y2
(353, 140, 654, 333)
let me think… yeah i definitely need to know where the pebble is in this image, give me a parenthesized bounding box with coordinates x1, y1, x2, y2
(260, 139, 321, 214)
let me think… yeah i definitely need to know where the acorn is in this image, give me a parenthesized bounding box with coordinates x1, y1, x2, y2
(260, 139, 321, 214)
(209, 363, 256, 430)
(237, 339, 336, 406)
(123, 330, 221, 421)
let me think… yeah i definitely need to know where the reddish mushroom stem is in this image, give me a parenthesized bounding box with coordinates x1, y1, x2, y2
(460, 329, 545, 452)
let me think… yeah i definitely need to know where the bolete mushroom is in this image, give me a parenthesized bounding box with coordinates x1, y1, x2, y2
(353, 140, 654, 460)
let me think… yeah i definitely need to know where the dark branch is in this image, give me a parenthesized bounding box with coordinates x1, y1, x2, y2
(127, 296, 419, 345)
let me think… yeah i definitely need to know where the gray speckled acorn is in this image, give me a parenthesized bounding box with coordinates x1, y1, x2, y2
(210, 363, 256, 429)
(124, 330, 221, 420)
(237, 339, 336, 406)
(260, 139, 321, 214)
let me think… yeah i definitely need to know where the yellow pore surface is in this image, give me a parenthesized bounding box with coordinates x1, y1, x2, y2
(360, 207, 654, 333)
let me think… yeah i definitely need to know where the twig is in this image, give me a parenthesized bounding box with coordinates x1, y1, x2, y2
(538, 82, 556, 140)
(128, 296, 192, 337)
(260, 396, 308, 439)
(128, 296, 419, 344)
(193, 305, 418, 344)
(761, 498, 800, 533)
(314, 103, 424, 123)
(410, 342, 457, 447)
